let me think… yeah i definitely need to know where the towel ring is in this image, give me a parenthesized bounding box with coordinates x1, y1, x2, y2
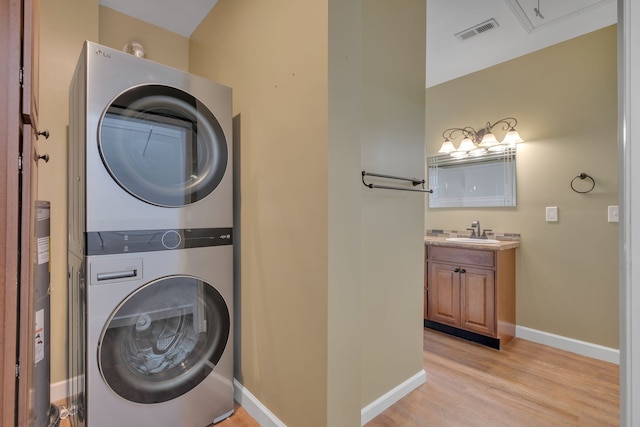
(570, 173, 595, 194)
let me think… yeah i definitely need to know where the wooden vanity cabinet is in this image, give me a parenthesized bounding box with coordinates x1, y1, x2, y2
(425, 244, 516, 349)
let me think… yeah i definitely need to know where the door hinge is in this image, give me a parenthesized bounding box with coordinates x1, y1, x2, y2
(18, 154, 23, 171)
(19, 67, 23, 87)
(15, 363, 19, 378)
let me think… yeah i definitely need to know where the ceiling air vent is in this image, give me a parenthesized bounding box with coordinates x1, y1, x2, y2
(455, 18, 500, 41)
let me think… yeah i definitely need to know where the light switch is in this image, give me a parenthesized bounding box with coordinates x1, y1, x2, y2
(546, 206, 558, 222)
(608, 205, 619, 223)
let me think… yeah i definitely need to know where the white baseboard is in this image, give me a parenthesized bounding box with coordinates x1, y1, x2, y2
(50, 379, 68, 404)
(233, 379, 286, 427)
(360, 369, 426, 426)
(516, 325, 620, 365)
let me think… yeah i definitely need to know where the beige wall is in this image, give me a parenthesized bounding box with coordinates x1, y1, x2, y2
(425, 25, 619, 348)
(191, 0, 426, 424)
(190, 1, 330, 425)
(360, 0, 426, 407)
(327, 0, 363, 423)
(99, 6, 189, 71)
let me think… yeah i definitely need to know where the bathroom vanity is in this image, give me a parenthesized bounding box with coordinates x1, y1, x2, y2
(424, 236, 519, 349)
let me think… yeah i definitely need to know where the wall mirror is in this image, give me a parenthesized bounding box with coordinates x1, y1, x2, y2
(427, 148, 516, 208)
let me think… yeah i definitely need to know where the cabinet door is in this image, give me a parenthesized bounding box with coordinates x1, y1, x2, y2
(424, 245, 429, 319)
(460, 266, 495, 336)
(424, 260, 428, 320)
(428, 262, 460, 327)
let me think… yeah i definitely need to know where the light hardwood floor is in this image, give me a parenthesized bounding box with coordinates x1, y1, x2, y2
(57, 328, 619, 426)
(367, 328, 619, 426)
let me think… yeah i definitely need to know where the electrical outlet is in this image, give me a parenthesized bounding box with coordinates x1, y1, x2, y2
(546, 206, 558, 222)
(608, 205, 619, 223)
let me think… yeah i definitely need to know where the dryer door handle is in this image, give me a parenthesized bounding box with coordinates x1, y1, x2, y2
(96, 269, 138, 282)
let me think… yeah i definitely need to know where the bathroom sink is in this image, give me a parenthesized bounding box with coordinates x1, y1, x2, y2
(445, 237, 500, 244)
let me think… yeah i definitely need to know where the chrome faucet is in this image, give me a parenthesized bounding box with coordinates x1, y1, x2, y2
(468, 220, 489, 239)
(468, 220, 493, 239)
(472, 220, 481, 238)
(467, 220, 479, 238)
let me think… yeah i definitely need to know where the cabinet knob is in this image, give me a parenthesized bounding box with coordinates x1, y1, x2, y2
(453, 268, 460, 273)
(460, 268, 466, 274)
(36, 129, 50, 139)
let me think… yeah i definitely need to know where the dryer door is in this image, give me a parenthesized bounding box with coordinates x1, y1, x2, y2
(98, 85, 228, 207)
(98, 276, 230, 404)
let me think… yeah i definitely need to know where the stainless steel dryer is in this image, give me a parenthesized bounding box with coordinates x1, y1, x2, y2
(67, 41, 234, 426)
(71, 41, 232, 233)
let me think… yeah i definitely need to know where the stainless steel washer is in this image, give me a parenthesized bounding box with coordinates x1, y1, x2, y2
(85, 247, 233, 426)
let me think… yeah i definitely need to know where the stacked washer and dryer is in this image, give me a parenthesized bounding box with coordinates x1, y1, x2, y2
(67, 41, 234, 426)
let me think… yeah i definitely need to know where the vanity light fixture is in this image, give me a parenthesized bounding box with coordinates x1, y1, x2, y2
(438, 117, 524, 158)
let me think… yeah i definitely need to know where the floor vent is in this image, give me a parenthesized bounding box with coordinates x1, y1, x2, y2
(455, 18, 500, 41)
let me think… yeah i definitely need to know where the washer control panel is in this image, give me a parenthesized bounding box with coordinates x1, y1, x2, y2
(86, 227, 233, 255)
(161, 230, 182, 249)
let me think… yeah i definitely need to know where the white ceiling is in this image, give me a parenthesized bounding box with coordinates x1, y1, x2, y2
(99, 0, 219, 37)
(426, 0, 617, 87)
(98, 0, 617, 87)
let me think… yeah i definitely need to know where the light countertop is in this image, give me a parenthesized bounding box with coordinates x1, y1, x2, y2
(425, 235, 520, 251)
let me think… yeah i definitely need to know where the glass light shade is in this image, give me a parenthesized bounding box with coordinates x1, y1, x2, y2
(479, 132, 499, 147)
(450, 150, 468, 159)
(488, 143, 507, 152)
(437, 139, 456, 154)
(469, 147, 487, 157)
(457, 137, 477, 152)
(503, 129, 524, 145)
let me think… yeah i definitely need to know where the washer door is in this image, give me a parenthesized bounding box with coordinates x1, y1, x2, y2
(98, 85, 228, 207)
(98, 276, 230, 404)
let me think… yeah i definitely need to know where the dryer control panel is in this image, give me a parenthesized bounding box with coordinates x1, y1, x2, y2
(86, 227, 233, 255)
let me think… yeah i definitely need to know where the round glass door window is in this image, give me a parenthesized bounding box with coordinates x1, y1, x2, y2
(98, 276, 230, 404)
(99, 85, 228, 207)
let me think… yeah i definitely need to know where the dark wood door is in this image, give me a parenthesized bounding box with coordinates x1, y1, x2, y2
(1, 0, 40, 425)
(1, 2, 23, 425)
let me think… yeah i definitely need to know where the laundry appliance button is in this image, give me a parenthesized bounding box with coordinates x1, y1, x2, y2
(161, 230, 182, 249)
